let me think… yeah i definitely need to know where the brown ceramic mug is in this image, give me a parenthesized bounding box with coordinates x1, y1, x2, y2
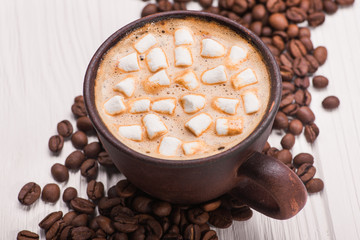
(84, 11, 307, 220)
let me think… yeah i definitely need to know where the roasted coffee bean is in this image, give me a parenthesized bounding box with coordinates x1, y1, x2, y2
(130, 225, 145, 240)
(109, 232, 128, 240)
(287, 24, 299, 38)
(292, 57, 309, 77)
(71, 101, 87, 118)
(84, 142, 102, 158)
(312, 75, 329, 88)
(306, 178, 324, 193)
(322, 96, 340, 109)
(96, 216, 115, 235)
(204, 6, 220, 14)
(289, 39, 307, 58)
(280, 53, 294, 68)
(273, 111, 289, 130)
(208, 208, 232, 228)
(187, 208, 209, 225)
(41, 183, 60, 203)
(152, 201, 172, 217)
(299, 27, 311, 38)
(280, 93, 294, 108)
(294, 89, 311, 106)
(57, 120, 73, 138)
(293, 153, 314, 167)
(313, 46, 327, 65)
(158, 0, 173, 11)
(45, 219, 66, 240)
(163, 232, 183, 240)
(300, 37, 313, 52)
(252, 4, 266, 20)
(141, 3, 158, 17)
(74, 95, 84, 103)
(281, 133, 295, 149)
(296, 106, 315, 124)
(63, 211, 78, 225)
(173, 2, 187, 10)
(111, 205, 135, 220)
(268, 44, 281, 56)
(285, 7, 307, 23)
(65, 150, 86, 169)
(250, 21, 263, 36)
(202, 230, 218, 240)
(308, 12, 325, 27)
(18, 182, 41, 206)
(63, 187, 78, 203)
(98, 197, 124, 216)
(266, 147, 279, 157)
(275, 149, 292, 164)
(17, 230, 39, 240)
(272, 35, 285, 51)
(199, 0, 213, 8)
(201, 199, 222, 212)
(70, 197, 96, 214)
(262, 27, 273, 37)
(231, 206, 253, 221)
(116, 180, 137, 198)
(280, 66, 294, 82)
(48, 135, 64, 153)
(71, 214, 88, 227)
(266, 0, 286, 13)
(144, 219, 163, 238)
(87, 180, 105, 201)
(160, 217, 171, 233)
(97, 151, 114, 167)
(299, 0, 311, 11)
(219, 0, 234, 9)
(282, 103, 299, 115)
(262, 141, 271, 153)
(304, 123, 319, 143)
(113, 215, 139, 233)
(71, 226, 95, 240)
(183, 224, 201, 240)
(289, 119, 303, 135)
(71, 131, 88, 149)
(232, 0, 250, 15)
(294, 77, 310, 89)
(297, 163, 316, 183)
(304, 54, 319, 73)
(269, 13, 288, 31)
(107, 186, 119, 198)
(132, 196, 153, 213)
(51, 163, 69, 182)
(323, 0, 338, 13)
(39, 211, 63, 230)
(60, 226, 74, 240)
(77, 116, 94, 132)
(80, 159, 99, 180)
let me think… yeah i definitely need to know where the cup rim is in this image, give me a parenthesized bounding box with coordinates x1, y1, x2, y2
(84, 11, 281, 167)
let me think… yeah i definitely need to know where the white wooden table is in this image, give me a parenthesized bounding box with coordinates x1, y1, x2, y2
(1, 0, 360, 239)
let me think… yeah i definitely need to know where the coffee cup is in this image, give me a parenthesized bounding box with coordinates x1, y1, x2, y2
(84, 11, 307, 220)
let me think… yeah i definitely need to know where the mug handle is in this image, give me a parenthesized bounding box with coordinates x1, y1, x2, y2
(230, 152, 307, 220)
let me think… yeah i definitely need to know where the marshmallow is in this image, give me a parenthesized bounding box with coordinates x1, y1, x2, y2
(185, 113, 213, 137)
(158, 136, 182, 156)
(215, 117, 243, 136)
(104, 96, 126, 115)
(201, 65, 228, 84)
(212, 97, 240, 115)
(128, 98, 151, 113)
(232, 68, 258, 90)
(151, 98, 177, 115)
(117, 53, 140, 72)
(146, 47, 168, 72)
(175, 46, 193, 67)
(242, 91, 260, 114)
(180, 94, 206, 114)
(142, 114, 168, 139)
(182, 141, 204, 155)
(201, 39, 226, 58)
(175, 70, 199, 90)
(134, 34, 157, 53)
(145, 70, 171, 92)
(175, 28, 194, 46)
(118, 125, 143, 141)
(227, 46, 248, 67)
(113, 77, 135, 97)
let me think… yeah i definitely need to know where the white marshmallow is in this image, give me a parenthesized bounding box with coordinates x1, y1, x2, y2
(201, 65, 227, 84)
(213, 97, 240, 115)
(180, 94, 206, 114)
(117, 53, 140, 72)
(145, 70, 171, 92)
(113, 77, 135, 97)
(182, 141, 204, 155)
(129, 98, 151, 113)
(146, 47, 168, 72)
(158, 136, 182, 156)
(175, 28, 194, 46)
(175, 46, 193, 67)
(215, 117, 243, 136)
(232, 68, 258, 90)
(201, 39, 226, 58)
(142, 114, 168, 139)
(175, 71, 199, 90)
(118, 125, 143, 141)
(104, 96, 126, 115)
(227, 46, 248, 66)
(134, 34, 157, 53)
(151, 98, 176, 115)
(242, 91, 260, 114)
(185, 113, 213, 137)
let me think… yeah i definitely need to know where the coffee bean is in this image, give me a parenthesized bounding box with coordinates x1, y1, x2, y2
(17, 230, 39, 240)
(269, 13, 288, 31)
(294, 77, 310, 89)
(233, 0, 250, 15)
(299, 27, 311, 38)
(272, 35, 285, 51)
(18, 182, 41, 206)
(201, 199, 222, 212)
(71, 226, 95, 240)
(96, 216, 115, 235)
(59, 225, 73, 240)
(293, 153, 314, 167)
(76, 116, 94, 132)
(71, 214, 88, 227)
(219, 0, 234, 9)
(280, 93, 294, 108)
(289, 39, 307, 58)
(80, 159, 99, 180)
(51, 163, 69, 182)
(202, 230, 218, 240)
(84, 142, 102, 158)
(39, 211, 63, 230)
(208, 208, 232, 228)
(87, 180, 105, 201)
(274, 149, 292, 164)
(98, 151, 114, 167)
(266, 0, 286, 13)
(323, 0, 338, 13)
(289, 119, 303, 135)
(231, 206, 253, 221)
(98, 197, 124, 216)
(312, 75, 329, 88)
(297, 163, 316, 183)
(307, 12, 325, 27)
(163, 232, 183, 240)
(48, 135, 64, 153)
(304, 123, 319, 143)
(199, 0, 213, 8)
(107, 186, 119, 198)
(262, 141, 271, 153)
(112, 214, 139, 233)
(158, 0, 173, 11)
(293, 57, 309, 77)
(141, 3, 158, 17)
(62, 211, 78, 225)
(313, 46, 327, 65)
(304, 54, 319, 73)
(74, 95, 84, 103)
(70, 197, 96, 214)
(71, 131, 88, 149)
(287, 24, 299, 38)
(322, 96, 340, 109)
(296, 106, 315, 124)
(41, 183, 60, 203)
(144, 219, 163, 238)
(285, 7, 307, 23)
(281, 133, 295, 149)
(252, 4, 266, 20)
(187, 208, 209, 225)
(132, 196, 153, 213)
(250, 21, 263, 36)
(63, 187, 78, 203)
(116, 180, 137, 198)
(57, 120, 73, 138)
(184, 224, 201, 240)
(45, 219, 66, 239)
(273, 111, 289, 130)
(71, 101, 87, 118)
(173, 2, 187, 10)
(152, 201, 172, 217)
(280, 53, 294, 68)
(65, 150, 86, 169)
(306, 178, 324, 193)
(295, 89, 311, 106)
(266, 147, 279, 157)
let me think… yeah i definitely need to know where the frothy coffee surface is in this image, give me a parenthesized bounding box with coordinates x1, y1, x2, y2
(94, 17, 270, 160)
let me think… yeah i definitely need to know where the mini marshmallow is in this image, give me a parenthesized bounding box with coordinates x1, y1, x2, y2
(158, 136, 182, 156)
(128, 98, 151, 113)
(175, 28, 194, 46)
(151, 98, 176, 115)
(117, 53, 140, 72)
(134, 34, 157, 53)
(212, 97, 240, 115)
(182, 141, 204, 155)
(201, 65, 228, 84)
(215, 117, 243, 136)
(104, 96, 126, 115)
(185, 113, 213, 137)
(227, 46, 248, 67)
(118, 125, 143, 141)
(175, 46, 193, 67)
(242, 91, 260, 114)
(201, 39, 226, 58)
(142, 114, 168, 139)
(175, 71, 199, 90)
(146, 47, 168, 72)
(232, 68, 258, 90)
(180, 94, 206, 114)
(145, 70, 171, 92)
(113, 77, 135, 97)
